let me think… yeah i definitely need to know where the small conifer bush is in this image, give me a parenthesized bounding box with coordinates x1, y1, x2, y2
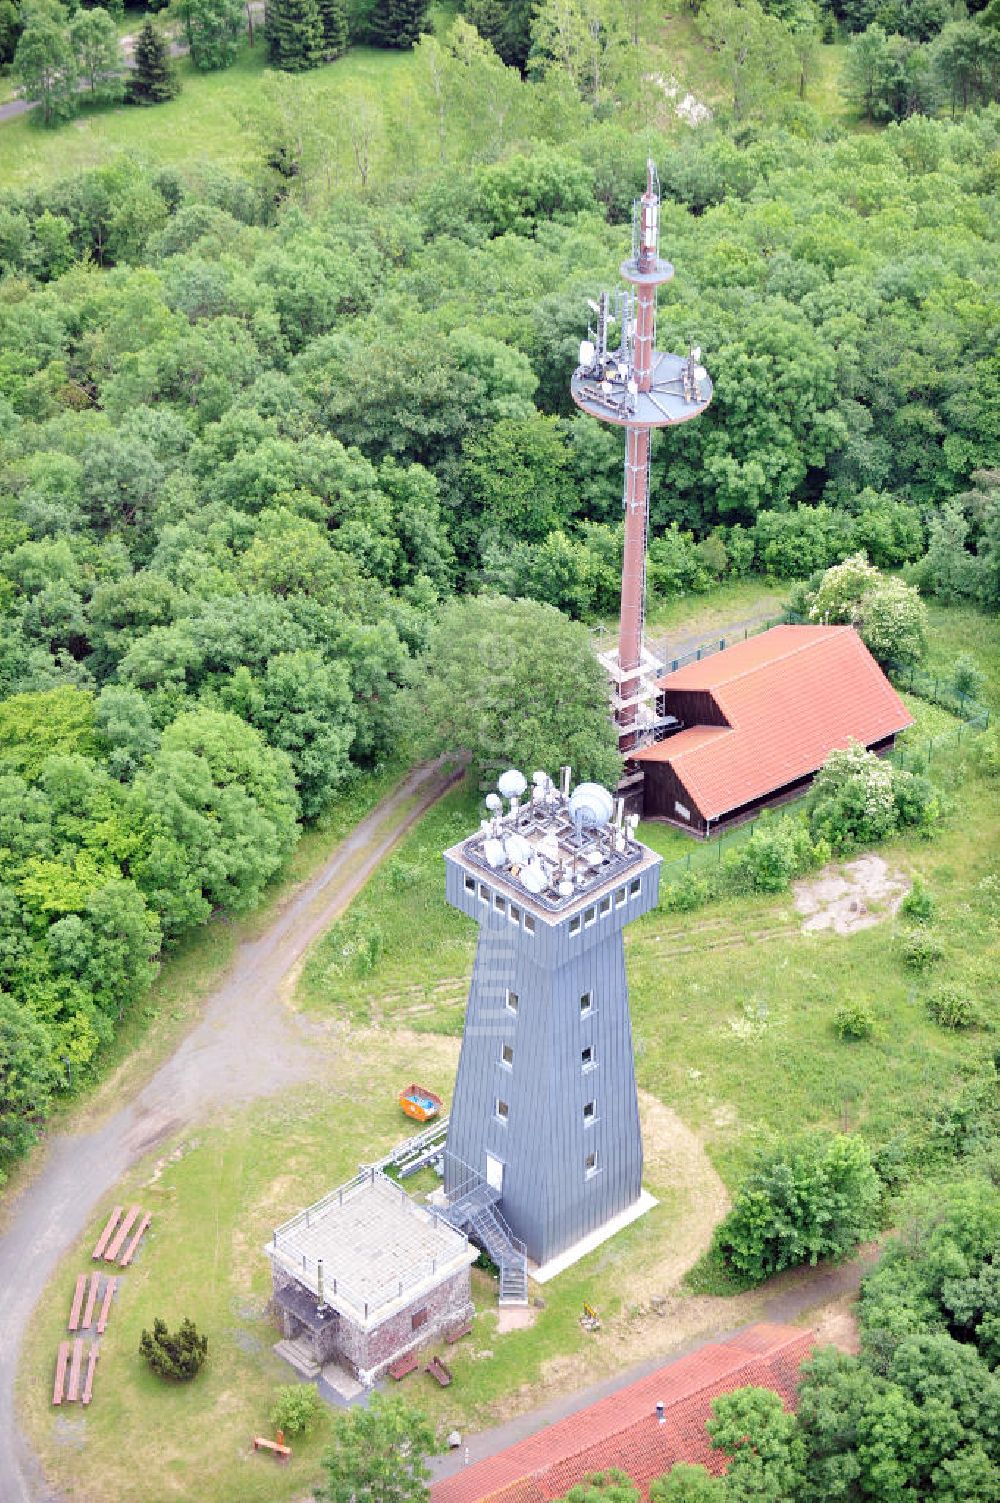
(139, 1317, 208, 1380)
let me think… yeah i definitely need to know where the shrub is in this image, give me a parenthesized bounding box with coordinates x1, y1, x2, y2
(723, 813, 816, 894)
(952, 653, 986, 702)
(899, 929, 944, 971)
(834, 1003, 877, 1041)
(809, 740, 898, 850)
(714, 1134, 881, 1284)
(270, 1383, 321, 1437)
(139, 1317, 208, 1381)
(661, 870, 715, 912)
(891, 768, 939, 834)
(926, 987, 976, 1029)
(900, 877, 935, 923)
(971, 725, 1000, 778)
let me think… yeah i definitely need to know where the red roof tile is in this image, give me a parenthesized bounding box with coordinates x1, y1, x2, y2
(432, 1325, 814, 1503)
(632, 626, 912, 820)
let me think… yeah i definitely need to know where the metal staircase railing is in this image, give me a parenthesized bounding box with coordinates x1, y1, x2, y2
(439, 1154, 528, 1308)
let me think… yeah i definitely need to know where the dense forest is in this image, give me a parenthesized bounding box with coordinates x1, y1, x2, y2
(0, 0, 998, 1182)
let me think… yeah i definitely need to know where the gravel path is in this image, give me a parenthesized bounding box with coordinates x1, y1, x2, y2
(0, 757, 461, 1503)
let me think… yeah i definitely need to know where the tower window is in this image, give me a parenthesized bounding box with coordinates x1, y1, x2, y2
(464, 875, 476, 894)
(629, 878, 641, 898)
(582, 1045, 595, 1069)
(505, 989, 519, 1014)
(496, 1098, 509, 1124)
(585, 1151, 599, 1177)
(509, 904, 521, 925)
(615, 887, 626, 907)
(501, 1043, 514, 1067)
(583, 1100, 596, 1125)
(524, 913, 535, 934)
(494, 893, 506, 914)
(584, 906, 597, 927)
(600, 896, 612, 916)
(580, 991, 593, 1017)
(479, 882, 491, 904)
(569, 915, 582, 936)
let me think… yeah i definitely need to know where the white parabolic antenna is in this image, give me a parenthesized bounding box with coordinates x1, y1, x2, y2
(498, 768, 528, 799)
(520, 862, 547, 894)
(569, 782, 614, 833)
(504, 834, 533, 866)
(485, 793, 502, 812)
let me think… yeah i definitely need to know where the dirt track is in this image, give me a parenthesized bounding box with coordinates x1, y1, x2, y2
(0, 758, 460, 1503)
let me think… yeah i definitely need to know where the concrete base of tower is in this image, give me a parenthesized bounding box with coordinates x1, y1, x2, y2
(528, 1189, 658, 1285)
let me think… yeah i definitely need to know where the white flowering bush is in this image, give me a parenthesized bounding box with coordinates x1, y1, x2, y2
(809, 740, 899, 851)
(806, 551, 927, 666)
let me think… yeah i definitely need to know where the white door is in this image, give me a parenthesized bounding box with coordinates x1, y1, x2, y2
(485, 1153, 504, 1192)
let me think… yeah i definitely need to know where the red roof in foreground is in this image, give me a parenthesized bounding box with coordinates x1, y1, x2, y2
(632, 625, 912, 820)
(432, 1324, 814, 1503)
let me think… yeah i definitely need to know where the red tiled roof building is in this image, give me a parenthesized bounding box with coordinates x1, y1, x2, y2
(630, 625, 912, 836)
(431, 1323, 814, 1503)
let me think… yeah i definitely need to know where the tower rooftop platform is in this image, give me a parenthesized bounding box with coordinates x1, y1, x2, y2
(265, 1170, 475, 1331)
(445, 780, 658, 921)
(571, 351, 713, 429)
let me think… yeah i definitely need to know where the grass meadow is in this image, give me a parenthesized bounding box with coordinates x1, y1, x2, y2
(18, 598, 1000, 1497)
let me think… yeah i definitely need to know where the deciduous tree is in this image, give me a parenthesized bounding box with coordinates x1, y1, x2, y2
(318, 1393, 435, 1503)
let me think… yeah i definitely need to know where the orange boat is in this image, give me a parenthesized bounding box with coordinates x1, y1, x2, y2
(399, 1084, 443, 1124)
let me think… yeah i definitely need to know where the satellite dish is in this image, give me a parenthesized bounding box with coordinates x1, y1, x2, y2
(569, 783, 614, 835)
(483, 838, 505, 869)
(532, 770, 548, 786)
(504, 834, 532, 866)
(579, 339, 595, 368)
(520, 863, 547, 894)
(485, 793, 502, 813)
(558, 880, 575, 898)
(498, 768, 527, 800)
(691, 345, 701, 361)
(587, 298, 600, 315)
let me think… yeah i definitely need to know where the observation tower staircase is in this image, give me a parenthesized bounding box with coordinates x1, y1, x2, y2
(439, 1157, 528, 1307)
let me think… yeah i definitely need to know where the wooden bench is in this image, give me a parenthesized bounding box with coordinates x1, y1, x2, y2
(68, 1275, 87, 1332)
(82, 1344, 99, 1406)
(387, 1352, 420, 1381)
(105, 1204, 142, 1263)
(82, 1273, 102, 1330)
(445, 1321, 472, 1344)
(97, 1277, 117, 1335)
(52, 1342, 71, 1405)
(66, 1339, 85, 1402)
(252, 1437, 291, 1459)
(119, 1212, 151, 1268)
(92, 1206, 123, 1261)
(425, 1355, 453, 1387)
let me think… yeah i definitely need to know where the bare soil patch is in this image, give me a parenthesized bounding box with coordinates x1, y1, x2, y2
(794, 856, 910, 936)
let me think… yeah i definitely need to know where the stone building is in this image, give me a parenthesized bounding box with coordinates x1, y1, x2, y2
(265, 1169, 476, 1386)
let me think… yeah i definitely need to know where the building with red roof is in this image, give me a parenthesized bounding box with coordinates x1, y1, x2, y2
(431, 1323, 814, 1503)
(630, 625, 912, 836)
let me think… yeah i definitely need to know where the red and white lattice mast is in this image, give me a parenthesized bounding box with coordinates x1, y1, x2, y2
(571, 162, 712, 764)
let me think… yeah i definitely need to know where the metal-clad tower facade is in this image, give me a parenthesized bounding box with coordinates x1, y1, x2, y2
(571, 162, 713, 756)
(442, 772, 660, 1274)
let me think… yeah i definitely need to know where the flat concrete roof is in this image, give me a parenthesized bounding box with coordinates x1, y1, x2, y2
(266, 1170, 475, 1330)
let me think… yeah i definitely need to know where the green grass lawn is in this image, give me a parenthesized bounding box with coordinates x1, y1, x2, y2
(0, 40, 416, 189)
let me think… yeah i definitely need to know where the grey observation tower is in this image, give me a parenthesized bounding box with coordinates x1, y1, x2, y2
(440, 768, 660, 1298)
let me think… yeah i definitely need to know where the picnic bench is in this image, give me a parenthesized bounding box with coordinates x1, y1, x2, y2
(82, 1344, 100, 1406)
(445, 1321, 472, 1345)
(52, 1342, 71, 1406)
(97, 1276, 117, 1335)
(92, 1206, 123, 1261)
(82, 1272, 101, 1329)
(105, 1204, 142, 1263)
(252, 1436, 291, 1459)
(66, 1339, 85, 1402)
(425, 1355, 453, 1387)
(68, 1275, 87, 1332)
(119, 1212, 151, 1268)
(387, 1352, 420, 1381)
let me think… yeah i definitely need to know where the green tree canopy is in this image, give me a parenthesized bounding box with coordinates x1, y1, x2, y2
(318, 1393, 435, 1503)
